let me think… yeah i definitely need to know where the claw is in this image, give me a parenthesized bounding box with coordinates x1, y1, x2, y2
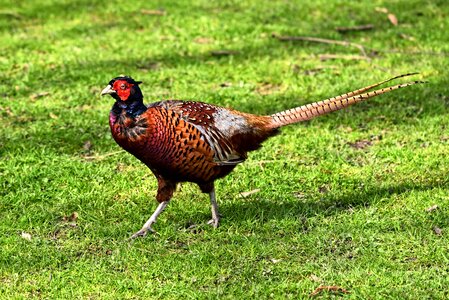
(207, 217, 220, 228)
(128, 226, 156, 240)
(128, 201, 168, 240)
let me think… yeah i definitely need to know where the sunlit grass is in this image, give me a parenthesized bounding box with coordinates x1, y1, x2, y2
(1, 0, 448, 298)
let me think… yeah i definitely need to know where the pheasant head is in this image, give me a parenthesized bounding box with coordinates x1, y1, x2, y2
(100, 75, 143, 102)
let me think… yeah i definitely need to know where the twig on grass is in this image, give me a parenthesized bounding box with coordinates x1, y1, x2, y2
(319, 54, 369, 61)
(273, 33, 449, 57)
(272, 33, 369, 58)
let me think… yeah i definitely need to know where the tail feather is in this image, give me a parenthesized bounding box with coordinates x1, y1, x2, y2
(326, 72, 419, 102)
(268, 74, 424, 129)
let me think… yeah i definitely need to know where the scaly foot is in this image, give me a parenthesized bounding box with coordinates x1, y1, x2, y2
(207, 216, 220, 228)
(128, 225, 156, 240)
(128, 201, 169, 240)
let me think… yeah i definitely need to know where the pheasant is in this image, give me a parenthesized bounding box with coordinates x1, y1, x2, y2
(100, 73, 423, 238)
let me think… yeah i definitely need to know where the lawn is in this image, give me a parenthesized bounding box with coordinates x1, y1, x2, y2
(1, 0, 449, 298)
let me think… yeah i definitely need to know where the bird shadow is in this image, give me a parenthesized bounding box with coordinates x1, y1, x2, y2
(212, 176, 448, 228)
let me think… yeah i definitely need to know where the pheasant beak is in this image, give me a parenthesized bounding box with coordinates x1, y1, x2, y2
(100, 84, 116, 96)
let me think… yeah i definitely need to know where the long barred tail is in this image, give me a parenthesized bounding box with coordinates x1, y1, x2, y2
(268, 73, 424, 129)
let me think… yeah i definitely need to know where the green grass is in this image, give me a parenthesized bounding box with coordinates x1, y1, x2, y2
(1, 0, 449, 298)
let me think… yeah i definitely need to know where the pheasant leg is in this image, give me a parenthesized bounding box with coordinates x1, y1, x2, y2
(130, 201, 169, 239)
(207, 189, 220, 228)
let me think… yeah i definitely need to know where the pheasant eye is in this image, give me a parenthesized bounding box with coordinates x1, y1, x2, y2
(120, 83, 126, 90)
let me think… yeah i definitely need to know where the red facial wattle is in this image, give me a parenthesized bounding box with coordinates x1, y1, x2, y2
(112, 80, 134, 101)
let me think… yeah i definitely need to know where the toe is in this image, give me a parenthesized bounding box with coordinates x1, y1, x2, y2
(129, 227, 155, 240)
(207, 218, 220, 228)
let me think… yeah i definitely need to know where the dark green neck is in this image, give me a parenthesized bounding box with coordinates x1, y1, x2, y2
(112, 100, 147, 118)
